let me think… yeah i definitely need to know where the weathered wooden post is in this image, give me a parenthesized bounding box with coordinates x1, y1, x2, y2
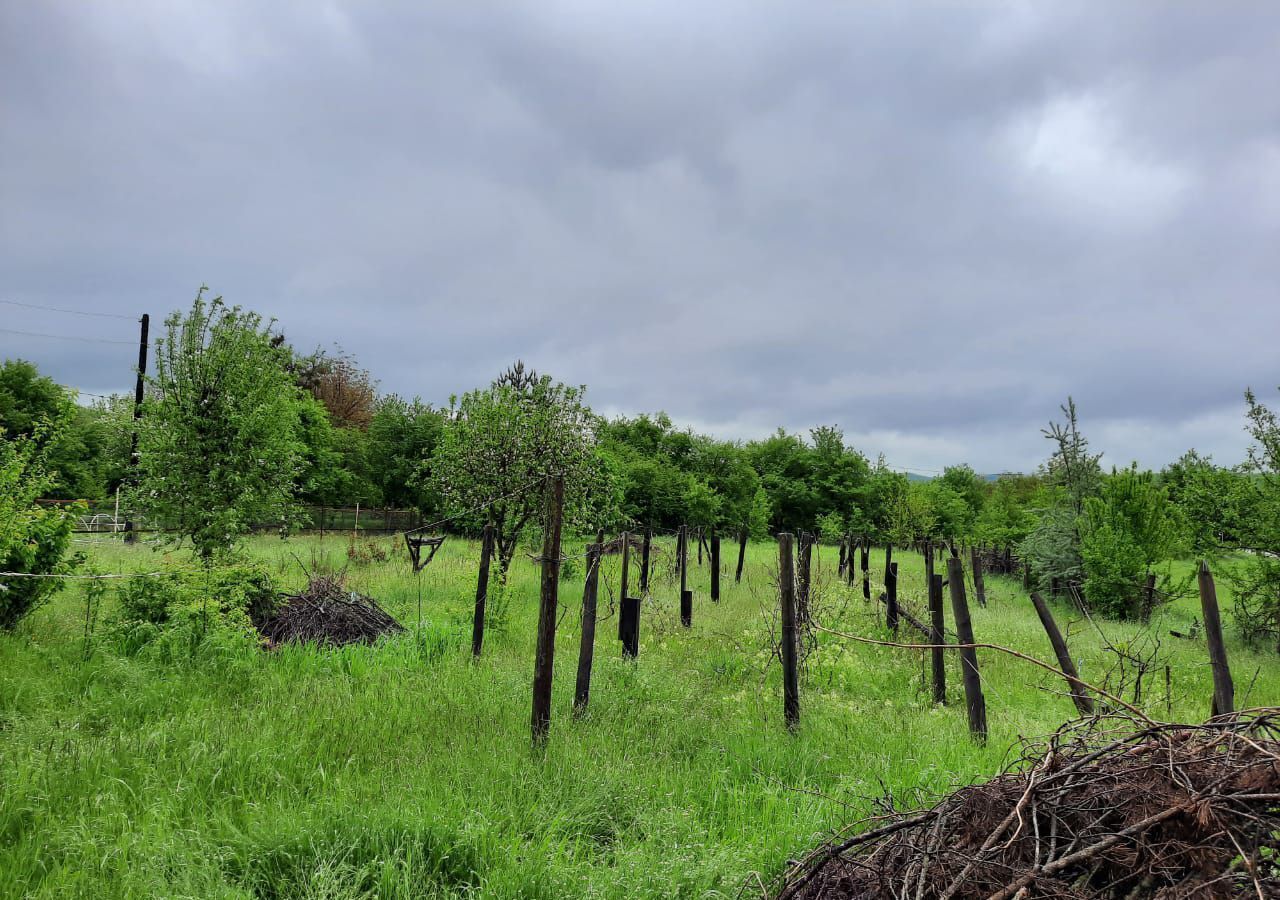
(710, 530, 721, 602)
(797, 532, 812, 624)
(928, 572, 946, 704)
(838, 537, 847, 577)
(886, 561, 899, 634)
(735, 527, 748, 584)
(860, 541, 870, 599)
(884, 544, 893, 589)
(617, 531, 631, 641)
(778, 533, 800, 731)
(639, 527, 651, 594)
(947, 556, 987, 743)
(1198, 561, 1234, 716)
(1030, 592, 1094, 716)
(471, 523, 494, 657)
(679, 525, 691, 627)
(846, 535, 857, 587)
(970, 546, 987, 608)
(573, 533, 603, 713)
(531, 475, 565, 744)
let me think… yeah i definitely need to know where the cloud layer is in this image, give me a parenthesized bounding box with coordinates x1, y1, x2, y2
(3, 2, 1278, 472)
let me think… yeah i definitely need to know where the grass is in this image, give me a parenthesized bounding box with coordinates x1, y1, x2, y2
(1, 533, 1277, 898)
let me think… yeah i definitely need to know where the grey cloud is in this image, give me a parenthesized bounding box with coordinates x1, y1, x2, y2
(2, 1, 1278, 474)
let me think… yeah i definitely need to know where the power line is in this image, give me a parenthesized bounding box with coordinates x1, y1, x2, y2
(0, 327, 134, 346)
(0, 298, 136, 320)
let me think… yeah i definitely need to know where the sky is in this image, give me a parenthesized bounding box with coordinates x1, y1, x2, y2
(2, 2, 1278, 475)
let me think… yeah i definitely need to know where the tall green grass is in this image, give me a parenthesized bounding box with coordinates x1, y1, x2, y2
(1, 534, 1276, 898)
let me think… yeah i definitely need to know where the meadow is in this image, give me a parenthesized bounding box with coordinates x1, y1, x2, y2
(1, 533, 1276, 899)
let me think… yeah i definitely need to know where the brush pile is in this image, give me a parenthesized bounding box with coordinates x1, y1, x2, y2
(258, 575, 404, 647)
(778, 712, 1280, 899)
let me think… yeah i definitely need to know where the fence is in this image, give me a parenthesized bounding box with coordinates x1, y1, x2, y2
(49, 502, 422, 536)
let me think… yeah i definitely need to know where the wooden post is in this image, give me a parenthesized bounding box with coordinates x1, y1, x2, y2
(778, 533, 800, 731)
(640, 527, 651, 594)
(124, 312, 149, 541)
(697, 528, 705, 566)
(884, 544, 893, 588)
(531, 475, 564, 744)
(1198, 561, 1234, 716)
(735, 527, 748, 583)
(617, 531, 631, 641)
(846, 535, 856, 587)
(860, 541, 870, 599)
(573, 533, 603, 712)
(797, 532, 812, 624)
(1029, 592, 1094, 716)
(679, 525, 691, 626)
(471, 523, 494, 657)
(947, 556, 987, 743)
(885, 561, 899, 634)
(838, 537, 847, 577)
(710, 530, 721, 602)
(970, 546, 987, 608)
(928, 573, 946, 704)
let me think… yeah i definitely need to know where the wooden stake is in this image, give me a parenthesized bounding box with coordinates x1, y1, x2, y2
(531, 475, 564, 744)
(471, 523, 494, 657)
(1029, 592, 1094, 716)
(573, 532, 603, 712)
(797, 532, 812, 623)
(735, 527, 747, 584)
(860, 540, 870, 599)
(710, 530, 721, 602)
(778, 533, 800, 731)
(1197, 561, 1234, 716)
(639, 527, 651, 594)
(928, 572, 946, 704)
(617, 530, 630, 641)
(886, 561, 899, 634)
(679, 525, 691, 626)
(970, 546, 987, 608)
(948, 556, 987, 743)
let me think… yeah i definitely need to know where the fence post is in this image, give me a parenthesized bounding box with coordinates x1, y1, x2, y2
(710, 530, 721, 602)
(1198, 561, 1234, 717)
(970, 546, 987, 608)
(860, 540, 870, 599)
(778, 533, 800, 731)
(617, 531, 631, 641)
(797, 532, 812, 624)
(928, 572, 946, 704)
(884, 544, 893, 589)
(471, 523, 494, 657)
(679, 524, 691, 626)
(947, 556, 987, 743)
(1029, 592, 1094, 716)
(735, 527, 748, 584)
(574, 533, 603, 713)
(640, 527, 651, 594)
(886, 561, 899, 634)
(838, 537, 847, 577)
(531, 475, 564, 744)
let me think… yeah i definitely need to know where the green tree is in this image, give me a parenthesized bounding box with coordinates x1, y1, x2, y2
(1231, 388, 1280, 648)
(428, 364, 613, 582)
(132, 289, 308, 560)
(367, 395, 445, 512)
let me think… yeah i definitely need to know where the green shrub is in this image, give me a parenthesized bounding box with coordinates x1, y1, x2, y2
(1079, 522, 1146, 618)
(112, 562, 278, 648)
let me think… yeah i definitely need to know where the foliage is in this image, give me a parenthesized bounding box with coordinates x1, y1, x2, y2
(0, 413, 81, 630)
(293, 346, 378, 430)
(1230, 387, 1280, 646)
(1160, 450, 1252, 554)
(132, 288, 309, 559)
(428, 364, 614, 582)
(367, 395, 444, 512)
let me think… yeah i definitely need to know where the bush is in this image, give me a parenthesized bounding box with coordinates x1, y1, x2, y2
(1079, 522, 1146, 618)
(113, 562, 278, 643)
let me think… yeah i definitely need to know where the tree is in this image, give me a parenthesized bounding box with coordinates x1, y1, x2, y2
(132, 288, 308, 560)
(1231, 387, 1280, 648)
(367, 395, 445, 512)
(428, 366, 612, 582)
(1, 409, 80, 629)
(293, 346, 378, 430)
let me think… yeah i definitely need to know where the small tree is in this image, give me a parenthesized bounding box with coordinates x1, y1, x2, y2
(132, 288, 307, 560)
(1, 412, 80, 629)
(1232, 387, 1280, 648)
(428, 364, 613, 583)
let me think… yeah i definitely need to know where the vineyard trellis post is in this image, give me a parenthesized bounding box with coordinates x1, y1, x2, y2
(971, 546, 987, 608)
(639, 527, 651, 594)
(710, 530, 721, 602)
(778, 532, 800, 732)
(573, 532, 603, 714)
(618, 531, 630, 641)
(531, 475, 564, 745)
(886, 561, 899, 635)
(947, 555, 987, 743)
(471, 523, 494, 657)
(735, 527, 747, 584)
(928, 572, 946, 704)
(679, 524, 691, 627)
(1030, 592, 1094, 716)
(1197, 561, 1234, 716)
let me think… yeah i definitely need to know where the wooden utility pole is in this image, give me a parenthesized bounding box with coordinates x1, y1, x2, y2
(948, 556, 987, 743)
(1198, 561, 1234, 716)
(735, 528, 748, 583)
(778, 533, 800, 731)
(1029, 592, 1093, 716)
(679, 524, 691, 626)
(124, 312, 149, 540)
(531, 475, 564, 744)
(928, 573, 946, 704)
(710, 530, 721, 602)
(471, 523, 494, 656)
(573, 533, 604, 713)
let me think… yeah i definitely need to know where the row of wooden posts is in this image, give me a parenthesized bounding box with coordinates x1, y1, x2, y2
(481, 478, 1239, 745)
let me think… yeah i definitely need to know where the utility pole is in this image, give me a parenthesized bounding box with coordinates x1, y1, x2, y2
(124, 313, 149, 541)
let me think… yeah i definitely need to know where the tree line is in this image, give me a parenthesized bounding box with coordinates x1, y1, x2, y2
(3, 289, 1279, 643)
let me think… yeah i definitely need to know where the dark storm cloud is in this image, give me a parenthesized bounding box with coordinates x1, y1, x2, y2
(3, 2, 1278, 472)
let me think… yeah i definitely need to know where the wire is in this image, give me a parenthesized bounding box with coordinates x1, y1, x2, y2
(0, 570, 170, 580)
(0, 327, 134, 345)
(402, 474, 549, 537)
(0, 298, 137, 320)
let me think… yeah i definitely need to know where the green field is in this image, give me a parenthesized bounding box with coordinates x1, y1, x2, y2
(1, 535, 1276, 899)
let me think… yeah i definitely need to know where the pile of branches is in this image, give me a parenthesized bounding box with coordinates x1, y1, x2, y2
(976, 545, 1021, 576)
(259, 575, 404, 647)
(777, 711, 1280, 899)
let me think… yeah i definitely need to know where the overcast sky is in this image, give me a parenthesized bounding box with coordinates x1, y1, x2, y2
(2, 3, 1278, 474)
